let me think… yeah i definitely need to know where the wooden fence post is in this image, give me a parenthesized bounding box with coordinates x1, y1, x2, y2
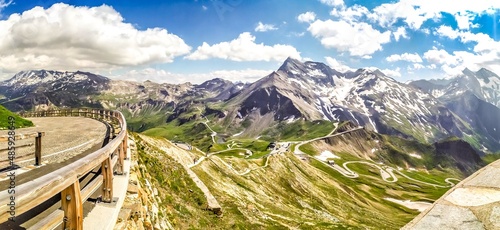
(35, 132, 45, 166)
(61, 181, 83, 230)
(101, 157, 113, 202)
(122, 137, 128, 160)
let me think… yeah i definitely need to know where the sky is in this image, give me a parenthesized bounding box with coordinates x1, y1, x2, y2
(0, 0, 500, 84)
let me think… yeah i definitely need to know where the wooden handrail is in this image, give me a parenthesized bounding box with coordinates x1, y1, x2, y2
(0, 108, 127, 228)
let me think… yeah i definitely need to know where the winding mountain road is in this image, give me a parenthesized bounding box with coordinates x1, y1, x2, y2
(191, 120, 460, 188)
(292, 125, 459, 188)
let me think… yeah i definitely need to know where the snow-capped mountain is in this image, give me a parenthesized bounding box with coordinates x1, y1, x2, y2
(1, 59, 500, 152)
(225, 58, 471, 144)
(0, 70, 110, 110)
(410, 68, 500, 152)
(410, 68, 500, 108)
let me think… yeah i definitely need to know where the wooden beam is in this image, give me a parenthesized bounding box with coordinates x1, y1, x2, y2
(115, 144, 124, 175)
(61, 181, 83, 230)
(0, 132, 40, 142)
(82, 175, 103, 201)
(101, 157, 113, 203)
(27, 209, 64, 230)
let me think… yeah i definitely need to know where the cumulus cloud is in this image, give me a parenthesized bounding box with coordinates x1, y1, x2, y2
(393, 27, 408, 41)
(429, 25, 500, 76)
(434, 25, 460, 39)
(0, 3, 191, 75)
(330, 4, 369, 23)
(297, 12, 316, 23)
(423, 48, 460, 66)
(255, 22, 278, 32)
(308, 19, 391, 58)
(369, 0, 500, 30)
(412, 63, 425, 69)
(386, 53, 423, 63)
(185, 32, 301, 61)
(116, 67, 272, 84)
(381, 67, 402, 78)
(324, 56, 353, 72)
(319, 0, 344, 7)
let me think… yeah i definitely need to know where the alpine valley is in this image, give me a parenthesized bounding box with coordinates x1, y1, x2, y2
(1, 58, 499, 229)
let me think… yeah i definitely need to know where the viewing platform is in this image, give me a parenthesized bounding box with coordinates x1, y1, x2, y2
(404, 159, 500, 229)
(0, 109, 129, 230)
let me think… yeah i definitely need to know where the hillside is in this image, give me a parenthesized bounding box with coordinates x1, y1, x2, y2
(122, 120, 481, 229)
(0, 105, 33, 129)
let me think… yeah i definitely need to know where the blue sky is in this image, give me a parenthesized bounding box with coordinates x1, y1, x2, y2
(0, 0, 500, 83)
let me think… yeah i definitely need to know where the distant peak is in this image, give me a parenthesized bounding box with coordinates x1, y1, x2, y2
(476, 67, 495, 75)
(284, 56, 302, 64)
(278, 57, 305, 73)
(462, 67, 475, 76)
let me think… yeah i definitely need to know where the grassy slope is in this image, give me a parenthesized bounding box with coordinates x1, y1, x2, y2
(142, 118, 335, 153)
(135, 128, 467, 229)
(260, 120, 335, 142)
(134, 134, 222, 229)
(192, 150, 453, 229)
(0, 105, 33, 129)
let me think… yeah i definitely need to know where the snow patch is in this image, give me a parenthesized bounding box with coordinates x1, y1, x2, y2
(384, 198, 431, 212)
(316, 150, 340, 162)
(232, 131, 244, 137)
(409, 153, 422, 159)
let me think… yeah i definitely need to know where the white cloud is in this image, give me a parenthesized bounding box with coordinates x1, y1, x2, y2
(202, 5, 208, 11)
(369, 0, 500, 30)
(407, 63, 425, 71)
(324, 56, 353, 72)
(116, 67, 272, 84)
(330, 4, 369, 22)
(319, 0, 344, 7)
(430, 25, 500, 76)
(289, 32, 305, 37)
(393, 27, 408, 41)
(0, 3, 191, 74)
(369, 0, 434, 30)
(308, 19, 391, 57)
(0, 0, 12, 16)
(255, 22, 278, 32)
(454, 12, 475, 30)
(381, 67, 402, 78)
(423, 48, 459, 66)
(434, 25, 459, 39)
(185, 32, 301, 61)
(297, 12, 316, 23)
(386, 53, 422, 63)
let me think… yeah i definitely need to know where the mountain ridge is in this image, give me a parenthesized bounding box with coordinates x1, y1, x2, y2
(1, 59, 500, 152)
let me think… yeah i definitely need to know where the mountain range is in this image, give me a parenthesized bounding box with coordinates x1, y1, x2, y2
(1, 58, 500, 153)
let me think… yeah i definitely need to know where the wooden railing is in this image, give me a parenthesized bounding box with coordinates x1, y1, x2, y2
(0, 108, 128, 229)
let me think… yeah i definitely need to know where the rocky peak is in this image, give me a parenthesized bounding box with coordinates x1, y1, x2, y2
(462, 68, 475, 77)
